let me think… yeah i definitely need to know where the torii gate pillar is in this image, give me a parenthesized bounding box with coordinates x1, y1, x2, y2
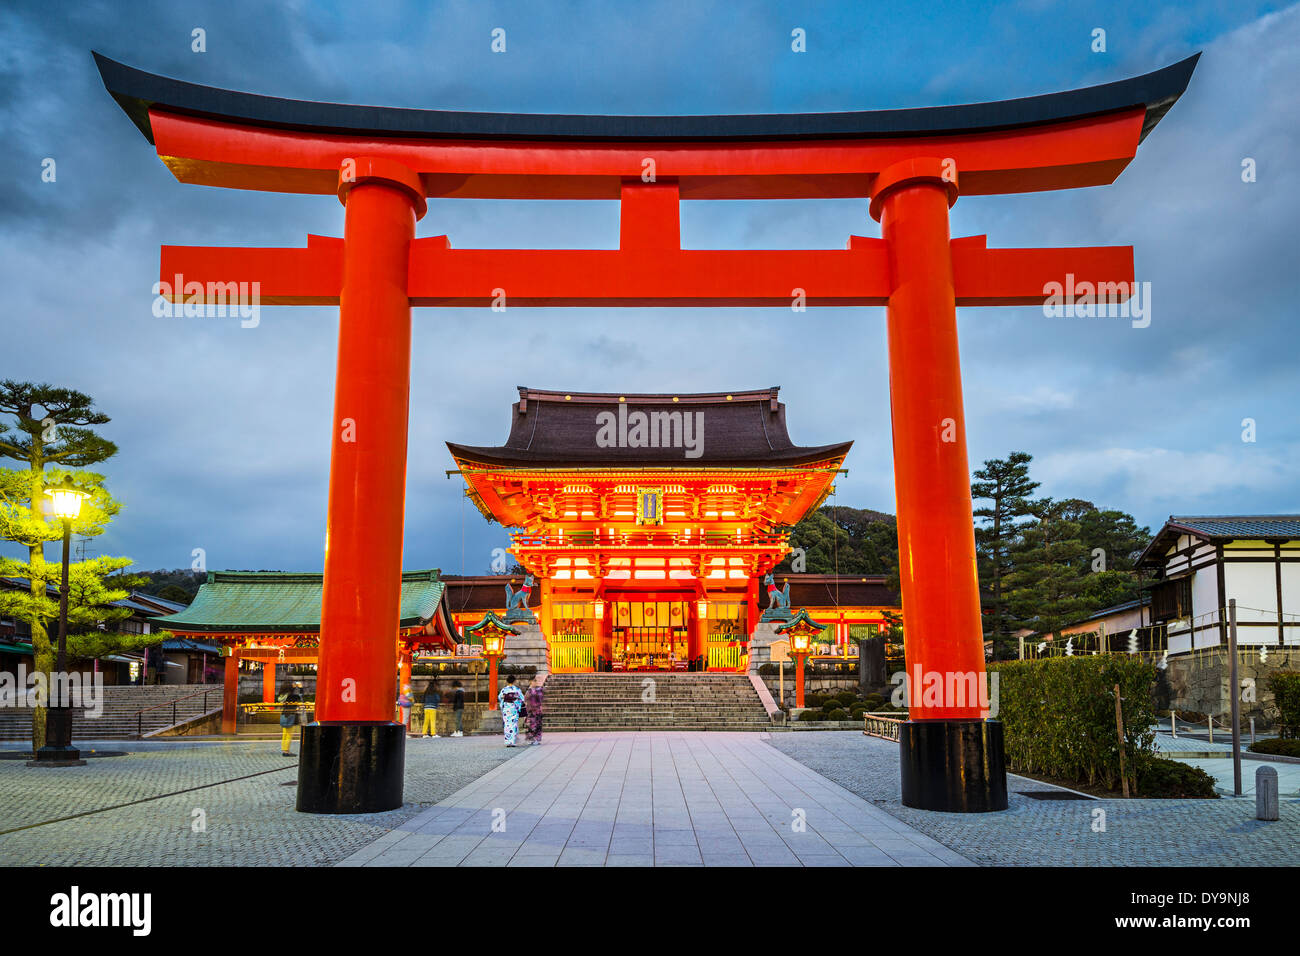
(872, 159, 1005, 811)
(297, 159, 425, 814)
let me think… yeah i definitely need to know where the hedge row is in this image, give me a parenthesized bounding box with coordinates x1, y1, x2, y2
(1266, 670, 1300, 738)
(989, 656, 1158, 793)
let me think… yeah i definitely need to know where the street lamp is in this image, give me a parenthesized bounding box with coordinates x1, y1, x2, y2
(33, 475, 88, 766)
(463, 611, 516, 712)
(482, 632, 505, 710)
(776, 609, 826, 711)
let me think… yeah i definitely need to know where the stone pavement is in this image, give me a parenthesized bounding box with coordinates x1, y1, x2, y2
(1175, 757, 1300, 797)
(340, 731, 974, 867)
(0, 736, 519, 866)
(769, 732, 1300, 866)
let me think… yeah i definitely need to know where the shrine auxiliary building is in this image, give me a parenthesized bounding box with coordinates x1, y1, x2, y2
(448, 386, 852, 672)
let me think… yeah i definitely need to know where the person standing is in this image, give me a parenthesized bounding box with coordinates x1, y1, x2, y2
(279, 681, 303, 756)
(421, 683, 442, 738)
(523, 683, 544, 746)
(397, 685, 413, 735)
(451, 679, 465, 737)
(498, 675, 524, 747)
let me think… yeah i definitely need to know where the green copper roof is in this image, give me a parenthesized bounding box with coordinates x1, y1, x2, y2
(154, 569, 445, 633)
(774, 608, 828, 634)
(461, 611, 520, 646)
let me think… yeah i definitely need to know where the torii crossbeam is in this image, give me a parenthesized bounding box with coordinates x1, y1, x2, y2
(97, 51, 1197, 813)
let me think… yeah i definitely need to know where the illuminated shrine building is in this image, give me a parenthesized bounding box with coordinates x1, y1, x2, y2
(448, 387, 852, 672)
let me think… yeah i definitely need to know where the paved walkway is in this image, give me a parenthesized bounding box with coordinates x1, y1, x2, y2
(340, 732, 973, 867)
(1174, 757, 1300, 797)
(770, 732, 1300, 866)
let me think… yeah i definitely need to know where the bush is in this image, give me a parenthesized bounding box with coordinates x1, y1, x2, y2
(824, 708, 847, 722)
(835, 691, 858, 706)
(989, 656, 1158, 792)
(1137, 758, 1218, 798)
(1250, 737, 1300, 758)
(798, 710, 823, 722)
(1266, 671, 1300, 738)
(863, 693, 886, 709)
(804, 694, 825, 709)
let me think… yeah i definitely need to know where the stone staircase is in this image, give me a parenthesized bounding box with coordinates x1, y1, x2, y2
(0, 684, 221, 741)
(540, 673, 772, 732)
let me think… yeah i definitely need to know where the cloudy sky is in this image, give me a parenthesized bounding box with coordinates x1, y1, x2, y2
(2, 0, 1297, 576)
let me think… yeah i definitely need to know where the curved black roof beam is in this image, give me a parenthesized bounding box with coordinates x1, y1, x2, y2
(94, 51, 1198, 146)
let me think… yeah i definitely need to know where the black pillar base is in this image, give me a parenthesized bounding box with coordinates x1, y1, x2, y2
(899, 719, 1007, 812)
(27, 746, 85, 767)
(28, 708, 85, 766)
(296, 721, 405, 814)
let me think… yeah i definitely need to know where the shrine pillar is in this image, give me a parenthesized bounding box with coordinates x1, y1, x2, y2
(222, 651, 239, 735)
(262, 661, 276, 703)
(870, 158, 1006, 812)
(298, 157, 426, 814)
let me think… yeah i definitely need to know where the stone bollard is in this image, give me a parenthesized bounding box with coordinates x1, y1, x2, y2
(1256, 766, 1279, 821)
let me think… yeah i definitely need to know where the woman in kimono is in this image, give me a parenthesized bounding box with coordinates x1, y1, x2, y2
(522, 684, 544, 746)
(498, 675, 524, 747)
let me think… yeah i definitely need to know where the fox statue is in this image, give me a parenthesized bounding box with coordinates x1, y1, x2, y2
(504, 574, 537, 623)
(763, 572, 791, 611)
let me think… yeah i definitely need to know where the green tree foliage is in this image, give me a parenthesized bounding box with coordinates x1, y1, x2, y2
(134, 568, 207, 603)
(972, 455, 1151, 656)
(775, 505, 899, 575)
(972, 452, 1039, 658)
(1059, 498, 1153, 608)
(0, 382, 123, 751)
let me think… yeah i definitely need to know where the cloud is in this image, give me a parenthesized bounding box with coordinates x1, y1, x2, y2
(0, 0, 1295, 573)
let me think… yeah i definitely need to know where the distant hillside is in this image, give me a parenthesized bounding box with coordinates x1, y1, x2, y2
(774, 506, 899, 575)
(134, 569, 208, 605)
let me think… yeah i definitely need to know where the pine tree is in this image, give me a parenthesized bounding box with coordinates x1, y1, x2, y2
(972, 452, 1039, 659)
(0, 382, 121, 751)
(1004, 498, 1094, 642)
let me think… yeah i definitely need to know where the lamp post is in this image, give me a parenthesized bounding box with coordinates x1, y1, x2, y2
(789, 629, 811, 709)
(482, 633, 504, 710)
(776, 609, 826, 711)
(33, 475, 89, 766)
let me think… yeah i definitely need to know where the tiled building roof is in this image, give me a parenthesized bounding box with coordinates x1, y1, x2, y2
(154, 569, 447, 633)
(447, 386, 851, 469)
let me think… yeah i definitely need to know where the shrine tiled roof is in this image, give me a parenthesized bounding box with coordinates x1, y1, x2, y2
(95, 52, 1196, 146)
(1137, 516, 1300, 568)
(154, 569, 447, 633)
(447, 386, 851, 469)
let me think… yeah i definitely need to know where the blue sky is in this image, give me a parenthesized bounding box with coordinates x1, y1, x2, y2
(1, 0, 1297, 575)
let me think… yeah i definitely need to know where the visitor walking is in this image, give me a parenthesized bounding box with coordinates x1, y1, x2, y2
(397, 685, 413, 734)
(451, 679, 465, 736)
(279, 681, 303, 756)
(498, 675, 524, 747)
(523, 683, 544, 746)
(421, 683, 441, 737)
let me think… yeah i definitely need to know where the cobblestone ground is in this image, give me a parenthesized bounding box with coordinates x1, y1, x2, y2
(0, 736, 519, 866)
(766, 732, 1300, 866)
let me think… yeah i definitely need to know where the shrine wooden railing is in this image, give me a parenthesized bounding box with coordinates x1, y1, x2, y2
(510, 530, 791, 550)
(550, 622, 595, 672)
(863, 712, 907, 741)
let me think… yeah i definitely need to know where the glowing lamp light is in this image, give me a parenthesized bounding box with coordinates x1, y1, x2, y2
(593, 600, 605, 620)
(789, 629, 812, 654)
(44, 476, 88, 520)
(482, 633, 504, 656)
(696, 599, 708, 619)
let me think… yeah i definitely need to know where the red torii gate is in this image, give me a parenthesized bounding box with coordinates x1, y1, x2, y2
(96, 52, 1197, 813)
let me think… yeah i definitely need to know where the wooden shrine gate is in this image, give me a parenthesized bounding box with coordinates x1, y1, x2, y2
(95, 52, 1198, 812)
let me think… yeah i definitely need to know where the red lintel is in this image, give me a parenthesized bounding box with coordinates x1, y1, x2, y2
(159, 235, 1131, 308)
